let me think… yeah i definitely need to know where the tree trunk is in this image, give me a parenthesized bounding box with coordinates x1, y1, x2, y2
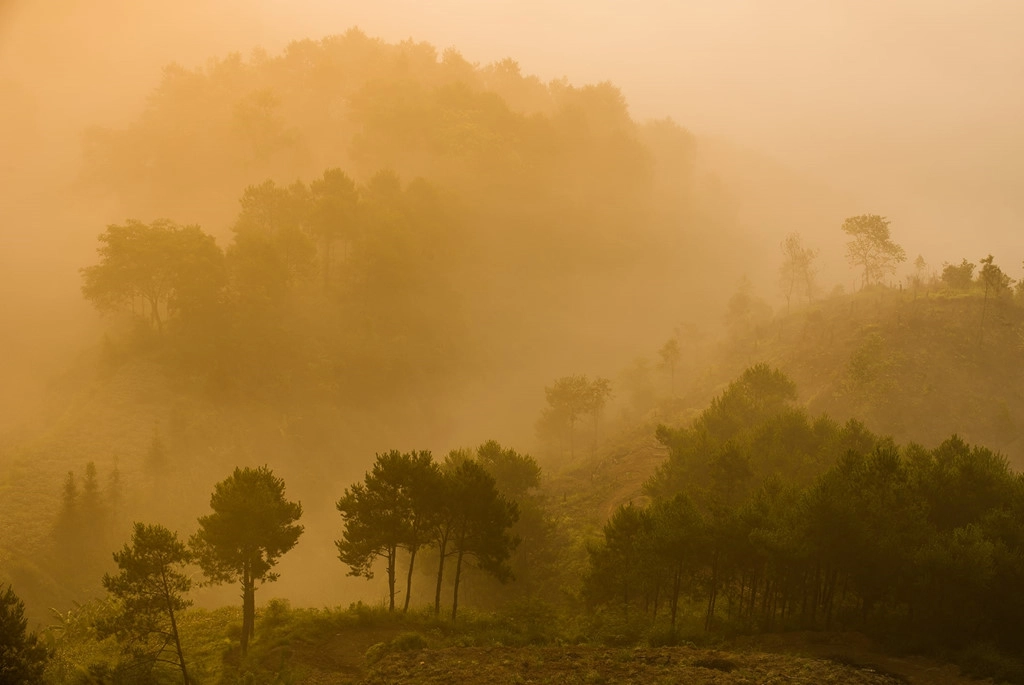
(434, 532, 449, 616)
(704, 552, 719, 631)
(670, 562, 683, 631)
(451, 548, 466, 621)
(980, 285, 990, 345)
(162, 570, 190, 685)
(403, 545, 418, 613)
(148, 295, 163, 332)
(240, 566, 255, 657)
(322, 236, 333, 292)
(387, 546, 397, 612)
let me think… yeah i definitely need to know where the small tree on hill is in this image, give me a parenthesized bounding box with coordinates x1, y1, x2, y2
(475, 441, 541, 501)
(101, 523, 192, 684)
(543, 375, 592, 457)
(658, 337, 681, 396)
(191, 466, 302, 657)
(585, 377, 613, 454)
(911, 254, 928, 298)
(841, 215, 906, 289)
(941, 259, 975, 291)
(978, 254, 1013, 344)
(779, 232, 819, 311)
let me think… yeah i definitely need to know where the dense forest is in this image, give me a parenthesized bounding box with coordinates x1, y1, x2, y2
(2, 28, 1024, 685)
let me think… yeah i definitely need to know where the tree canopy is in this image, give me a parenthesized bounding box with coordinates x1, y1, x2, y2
(841, 214, 906, 288)
(101, 523, 192, 684)
(191, 466, 303, 656)
(0, 585, 48, 685)
(81, 219, 224, 331)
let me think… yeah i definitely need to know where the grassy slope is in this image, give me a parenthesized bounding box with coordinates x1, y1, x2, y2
(54, 603, 981, 685)
(549, 288, 1024, 527)
(723, 288, 1024, 461)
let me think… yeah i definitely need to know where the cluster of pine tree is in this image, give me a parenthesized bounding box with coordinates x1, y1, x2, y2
(587, 364, 1024, 654)
(336, 442, 536, 619)
(51, 462, 123, 598)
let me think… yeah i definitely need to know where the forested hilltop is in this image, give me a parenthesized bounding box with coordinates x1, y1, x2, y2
(2, 28, 1024, 685)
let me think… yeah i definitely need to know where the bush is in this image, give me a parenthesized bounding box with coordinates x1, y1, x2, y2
(364, 642, 389, 665)
(259, 598, 292, 631)
(391, 631, 428, 652)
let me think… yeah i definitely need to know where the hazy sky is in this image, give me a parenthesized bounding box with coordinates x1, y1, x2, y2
(2, 0, 1022, 261)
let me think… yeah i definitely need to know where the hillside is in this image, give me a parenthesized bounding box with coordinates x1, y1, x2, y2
(547, 287, 1024, 525)
(718, 288, 1024, 463)
(43, 601, 988, 684)
(2, 29, 1023, 685)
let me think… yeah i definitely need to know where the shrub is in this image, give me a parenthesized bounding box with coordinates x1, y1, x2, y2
(391, 631, 428, 652)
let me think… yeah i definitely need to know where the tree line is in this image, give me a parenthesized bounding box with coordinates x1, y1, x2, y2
(80, 169, 466, 405)
(335, 442, 528, 620)
(585, 364, 1024, 654)
(19, 442, 531, 683)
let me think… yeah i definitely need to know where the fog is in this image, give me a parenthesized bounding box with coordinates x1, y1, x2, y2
(2, 0, 1023, 621)
(2, 0, 1021, 362)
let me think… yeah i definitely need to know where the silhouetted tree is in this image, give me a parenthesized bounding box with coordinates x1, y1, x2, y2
(191, 466, 302, 656)
(658, 337, 681, 395)
(779, 232, 818, 311)
(941, 258, 975, 291)
(475, 441, 541, 501)
(584, 377, 613, 454)
(308, 168, 359, 289)
(978, 254, 1012, 344)
(447, 460, 519, 620)
(336, 451, 443, 613)
(911, 254, 928, 298)
(0, 585, 48, 684)
(102, 523, 192, 684)
(81, 220, 225, 331)
(585, 503, 652, 618)
(841, 215, 906, 288)
(725, 277, 772, 342)
(543, 375, 592, 457)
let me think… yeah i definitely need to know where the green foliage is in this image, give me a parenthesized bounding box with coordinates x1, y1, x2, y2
(941, 258, 975, 290)
(446, 460, 520, 620)
(594, 366, 1024, 656)
(100, 523, 192, 683)
(978, 254, 1012, 296)
(0, 584, 48, 684)
(337, 447, 521, 620)
(648, 364, 806, 500)
(191, 466, 303, 656)
(390, 631, 428, 651)
(336, 450, 439, 612)
(540, 375, 614, 457)
(475, 441, 541, 501)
